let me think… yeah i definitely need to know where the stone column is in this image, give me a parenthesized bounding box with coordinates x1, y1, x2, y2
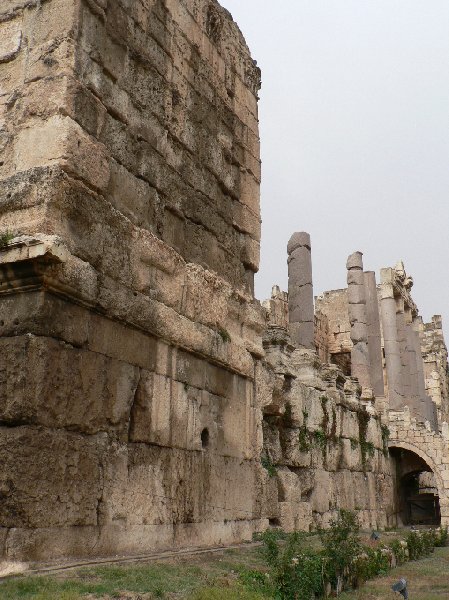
(346, 252, 371, 391)
(396, 300, 412, 403)
(364, 271, 385, 397)
(405, 320, 420, 414)
(412, 323, 427, 402)
(380, 268, 404, 409)
(287, 232, 314, 349)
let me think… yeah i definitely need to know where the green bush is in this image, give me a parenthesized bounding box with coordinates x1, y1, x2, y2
(256, 516, 443, 599)
(406, 529, 435, 560)
(259, 531, 324, 599)
(435, 525, 448, 547)
(319, 509, 361, 588)
(354, 547, 390, 583)
(389, 539, 408, 565)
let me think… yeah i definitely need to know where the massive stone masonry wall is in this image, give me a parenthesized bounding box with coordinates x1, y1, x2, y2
(0, 0, 261, 290)
(0, 0, 271, 562)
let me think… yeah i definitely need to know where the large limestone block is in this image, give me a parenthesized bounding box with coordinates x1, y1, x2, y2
(339, 439, 362, 471)
(4, 526, 101, 562)
(311, 470, 331, 514)
(340, 410, 360, 439)
(277, 468, 301, 503)
(88, 313, 158, 371)
(14, 116, 110, 192)
(279, 502, 312, 533)
(0, 426, 105, 528)
(100, 445, 252, 528)
(324, 441, 343, 472)
(22, 0, 78, 46)
(332, 471, 355, 510)
(281, 429, 312, 468)
(0, 335, 140, 436)
(0, 17, 22, 63)
(351, 473, 370, 510)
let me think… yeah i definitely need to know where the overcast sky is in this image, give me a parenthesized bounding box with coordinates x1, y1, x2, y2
(220, 0, 449, 338)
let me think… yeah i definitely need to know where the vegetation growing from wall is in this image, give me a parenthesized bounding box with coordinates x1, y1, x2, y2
(261, 453, 277, 478)
(381, 424, 390, 457)
(298, 409, 311, 452)
(357, 410, 372, 470)
(0, 230, 14, 248)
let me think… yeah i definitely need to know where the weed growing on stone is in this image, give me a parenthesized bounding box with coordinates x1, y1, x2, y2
(216, 325, 231, 343)
(0, 230, 14, 248)
(381, 424, 390, 457)
(313, 428, 328, 455)
(261, 453, 277, 477)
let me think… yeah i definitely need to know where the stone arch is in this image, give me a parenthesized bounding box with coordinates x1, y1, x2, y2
(388, 440, 449, 526)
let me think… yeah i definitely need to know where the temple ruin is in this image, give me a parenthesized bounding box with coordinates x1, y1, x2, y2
(0, 0, 448, 563)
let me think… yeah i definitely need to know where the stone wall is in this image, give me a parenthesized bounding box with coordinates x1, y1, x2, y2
(1, 0, 261, 290)
(0, 0, 269, 561)
(419, 316, 449, 424)
(262, 301, 395, 531)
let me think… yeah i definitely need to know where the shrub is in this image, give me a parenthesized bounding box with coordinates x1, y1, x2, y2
(312, 429, 327, 455)
(259, 531, 324, 599)
(319, 509, 362, 588)
(389, 539, 408, 565)
(434, 526, 448, 547)
(354, 547, 390, 584)
(256, 517, 443, 599)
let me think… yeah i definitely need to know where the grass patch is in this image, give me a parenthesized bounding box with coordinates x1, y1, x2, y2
(0, 563, 206, 599)
(1, 537, 448, 600)
(0, 547, 270, 600)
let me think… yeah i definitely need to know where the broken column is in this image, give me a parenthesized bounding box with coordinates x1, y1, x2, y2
(346, 252, 371, 392)
(288, 232, 314, 349)
(364, 271, 385, 397)
(380, 268, 404, 409)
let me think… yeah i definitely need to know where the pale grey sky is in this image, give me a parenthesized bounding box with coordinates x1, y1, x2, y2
(221, 0, 449, 338)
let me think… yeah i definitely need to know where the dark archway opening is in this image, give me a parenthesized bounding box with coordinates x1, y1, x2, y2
(390, 447, 441, 527)
(400, 472, 441, 526)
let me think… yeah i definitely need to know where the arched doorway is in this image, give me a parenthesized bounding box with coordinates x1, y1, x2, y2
(390, 446, 441, 527)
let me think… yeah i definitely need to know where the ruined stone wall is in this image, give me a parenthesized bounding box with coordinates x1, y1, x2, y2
(316, 273, 449, 429)
(419, 316, 449, 424)
(0, 0, 269, 562)
(315, 289, 352, 375)
(262, 300, 395, 531)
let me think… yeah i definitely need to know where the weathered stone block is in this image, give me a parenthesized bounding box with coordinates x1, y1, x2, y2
(0, 426, 105, 528)
(0, 18, 22, 64)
